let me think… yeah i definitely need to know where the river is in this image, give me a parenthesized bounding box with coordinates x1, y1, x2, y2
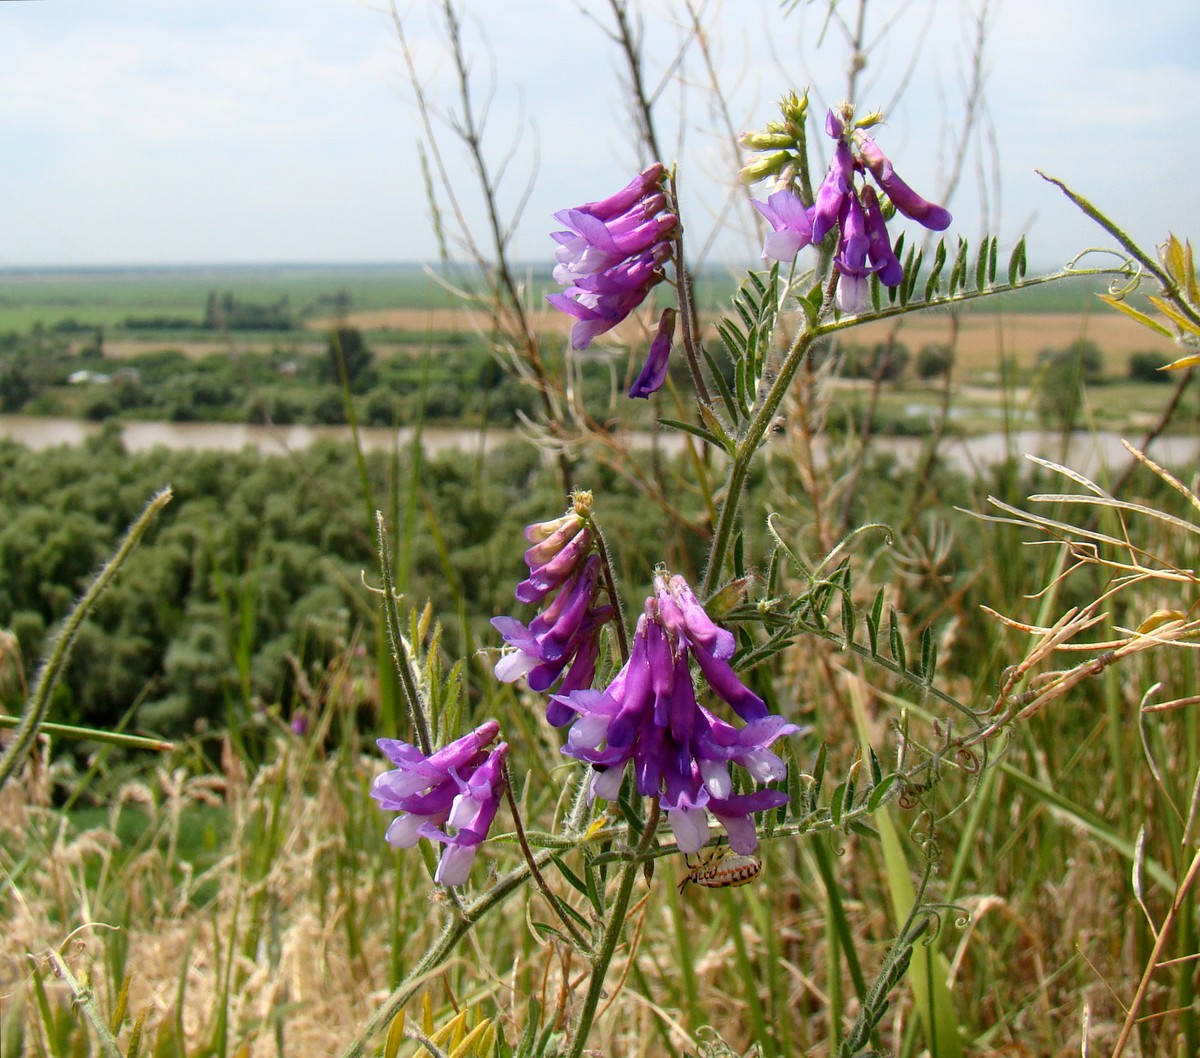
(1, 414, 1197, 478)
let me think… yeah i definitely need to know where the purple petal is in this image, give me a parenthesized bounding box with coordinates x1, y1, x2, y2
(811, 140, 854, 243)
(691, 642, 767, 721)
(663, 573, 735, 659)
(574, 163, 666, 220)
(860, 185, 904, 287)
(833, 195, 871, 278)
(629, 307, 676, 399)
(856, 133, 952, 231)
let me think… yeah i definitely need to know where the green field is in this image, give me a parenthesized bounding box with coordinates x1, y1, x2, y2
(0, 262, 1111, 334)
(0, 263, 461, 332)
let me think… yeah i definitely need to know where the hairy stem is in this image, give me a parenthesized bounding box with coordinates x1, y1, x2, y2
(502, 761, 594, 953)
(0, 487, 172, 792)
(375, 511, 434, 757)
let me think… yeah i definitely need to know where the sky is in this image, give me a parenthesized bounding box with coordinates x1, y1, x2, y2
(1, 0, 1196, 270)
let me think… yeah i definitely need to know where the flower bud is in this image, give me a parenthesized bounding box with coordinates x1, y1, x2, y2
(738, 151, 794, 185)
(738, 130, 797, 151)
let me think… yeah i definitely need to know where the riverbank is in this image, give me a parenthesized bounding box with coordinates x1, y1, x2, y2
(3, 414, 1197, 478)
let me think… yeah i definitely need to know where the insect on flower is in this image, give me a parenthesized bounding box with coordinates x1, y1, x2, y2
(677, 845, 763, 893)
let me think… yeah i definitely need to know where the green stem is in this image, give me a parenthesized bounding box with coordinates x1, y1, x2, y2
(565, 799, 661, 1058)
(341, 842, 564, 1058)
(374, 511, 433, 756)
(702, 325, 819, 595)
(42, 949, 123, 1058)
(0, 715, 172, 752)
(502, 762, 594, 954)
(0, 487, 172, 793)
(589, 514, 630, 663)
(700, 265, 1124, 595)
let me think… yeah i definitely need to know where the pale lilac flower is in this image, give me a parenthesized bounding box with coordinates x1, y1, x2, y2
(629, 308, 677, 398)
(372, 720, 507, 886)
(554, 573, 804, 854)
(752, 189, 815, 263)
(746, 106, 951, 306)
(422, 743, 509, 886)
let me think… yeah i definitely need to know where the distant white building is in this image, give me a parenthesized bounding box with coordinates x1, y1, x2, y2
(68, 370, 111, 385)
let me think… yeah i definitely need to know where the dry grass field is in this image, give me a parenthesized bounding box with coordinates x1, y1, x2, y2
(306, 306, 1179, 375)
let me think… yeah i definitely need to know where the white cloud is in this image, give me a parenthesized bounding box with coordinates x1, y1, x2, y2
(0, 0, 1194, 266)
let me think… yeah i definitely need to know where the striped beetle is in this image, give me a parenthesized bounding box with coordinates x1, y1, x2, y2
(677, 845, 763, 892)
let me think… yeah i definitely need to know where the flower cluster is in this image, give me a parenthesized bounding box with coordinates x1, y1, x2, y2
(371, 720, 508, 887)
(492, 492, 613, 725)
(554, 572, 803, 855)
(547, 164, 677, 351)
(751, 106, 951, 313)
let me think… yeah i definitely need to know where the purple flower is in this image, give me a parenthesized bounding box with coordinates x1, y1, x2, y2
(812, 136, 855, 244)
(548, 166, 678, 350)
(574, 162, 666, 220)
(752, 189, 815, 262)
(422, 743, 509, 886)
(493, 555, 614, 693)
(654, 571, 735, 659)
(860, 186, 904, 287)
(833, 195, 872, 314)
(371, 720, 507, 886)
(554, 572, 804, 854)
(629, 308, 677, 398)
(854, 132, 952, 232)
(492, 496, 614, 717)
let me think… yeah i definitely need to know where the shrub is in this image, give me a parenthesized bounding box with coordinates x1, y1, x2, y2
(1130, 350, 1170, 382)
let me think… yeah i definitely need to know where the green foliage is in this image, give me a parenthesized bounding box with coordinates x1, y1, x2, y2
(1036, 337, 1104, 428)
(0, 435, 674, 745)
(1129, 350, 1171, 382)
(324, 326, 374, 392)
(915, 343, 954, 380)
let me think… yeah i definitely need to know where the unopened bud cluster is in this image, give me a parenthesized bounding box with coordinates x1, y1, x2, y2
(491, 491, 614, 724)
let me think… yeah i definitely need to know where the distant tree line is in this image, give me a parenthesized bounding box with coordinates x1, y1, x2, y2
(203, 290, 294, 331)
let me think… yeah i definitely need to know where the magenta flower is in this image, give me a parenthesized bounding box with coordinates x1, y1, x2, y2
(548, 165, 678, 350)
(629, 307, 677, 398)
(554, 572, 804, 854)
(573, 162, 666, 220)
(371, 720, 508, 886)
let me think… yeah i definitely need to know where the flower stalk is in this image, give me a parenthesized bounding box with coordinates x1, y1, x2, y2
(564, 799, 661, 1058)
(501, 760, 594, 954)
